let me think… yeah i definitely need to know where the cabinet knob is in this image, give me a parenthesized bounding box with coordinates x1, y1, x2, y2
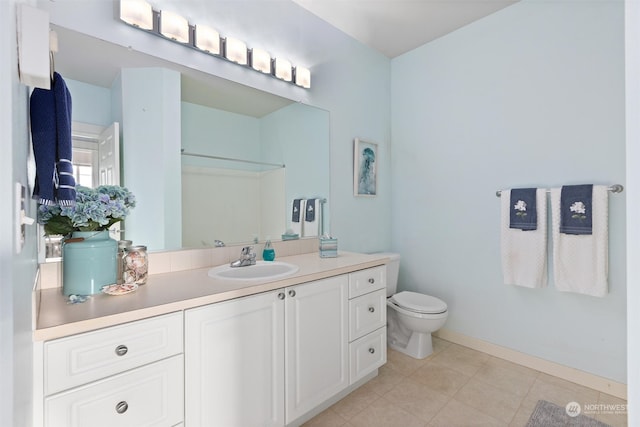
(288, 290, 296, 297)
(368, 278, 375, 284)
(115, 401, 129, 414)
(368, 306, 375, 313)
(278, 292, 285, 300)
(115, 345, 128, 357)
(368, 348, 375, 354)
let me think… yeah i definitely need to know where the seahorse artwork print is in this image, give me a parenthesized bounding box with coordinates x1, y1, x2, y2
(357, 142, 377, 195)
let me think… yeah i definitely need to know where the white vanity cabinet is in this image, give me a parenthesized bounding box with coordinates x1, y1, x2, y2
(184, 275, 349, 427)
(36, 312, 184, 427)
(348, 266, 387, 383)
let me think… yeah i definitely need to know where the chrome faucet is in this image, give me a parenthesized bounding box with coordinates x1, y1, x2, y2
(230, 246, 256, 267)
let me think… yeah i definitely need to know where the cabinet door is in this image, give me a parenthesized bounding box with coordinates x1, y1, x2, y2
(185, 290, 285, 427)
(285, 275, 349, 422)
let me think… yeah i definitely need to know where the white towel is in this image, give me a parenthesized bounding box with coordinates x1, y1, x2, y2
(501, 188, 548, 288)
(290, 198, 306, 237)
(303, 198, 321, 237)
(550, 186, 608, 297)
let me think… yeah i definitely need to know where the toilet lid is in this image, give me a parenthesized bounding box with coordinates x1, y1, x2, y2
(391, 291, 447, 314)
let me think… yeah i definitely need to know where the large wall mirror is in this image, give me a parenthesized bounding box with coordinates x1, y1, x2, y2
(46, 25, 330, 256)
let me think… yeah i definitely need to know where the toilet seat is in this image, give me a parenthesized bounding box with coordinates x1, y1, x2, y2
(390, 291, 447, 314)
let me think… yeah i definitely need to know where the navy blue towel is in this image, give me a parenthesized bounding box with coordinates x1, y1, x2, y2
(305, 199, 316, 222)
(30, 72, 76, 206)
(509, 188, 537, 231)
(292, 199, 302, 223)
(560, 184, 593, 235)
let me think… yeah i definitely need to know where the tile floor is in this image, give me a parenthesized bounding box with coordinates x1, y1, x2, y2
(303, 338, 628, 427)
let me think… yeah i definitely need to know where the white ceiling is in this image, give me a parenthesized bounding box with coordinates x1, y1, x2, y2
(292, 0, 518, 58)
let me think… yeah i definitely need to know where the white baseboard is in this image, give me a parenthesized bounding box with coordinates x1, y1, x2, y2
(435, 328, 627, 400)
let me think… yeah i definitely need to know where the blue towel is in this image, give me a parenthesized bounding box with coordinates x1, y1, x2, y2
(560, 184, 593, 235)
(509, 188, 537, 230)
(305, 198, 316, 222)
(30, 72, 76, 206)
(292, 199, 302, 223)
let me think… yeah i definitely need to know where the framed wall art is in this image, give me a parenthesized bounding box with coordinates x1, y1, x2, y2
(353, 138, 377, 197)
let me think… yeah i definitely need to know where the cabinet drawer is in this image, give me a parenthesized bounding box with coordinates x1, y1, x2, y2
(349, 327, 386, 384)
(44, 312, 183, 395)
(348, 266, 386, 298)
(44, 355, 183, 427)
(349, 289, 386, 341)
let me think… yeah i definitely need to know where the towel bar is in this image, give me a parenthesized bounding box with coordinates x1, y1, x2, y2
(495, 184, 623, 197)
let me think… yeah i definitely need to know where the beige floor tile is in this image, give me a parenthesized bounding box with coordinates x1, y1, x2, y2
(330, 382, 382, 420)
(413, 361, 472, 397)
(432, 337, 452, 354)
(430, 343, 490, 376)
(536, 372, 601, 402)
(520, 376, 600, 416)
(303, 408, 348, 427)
(385, 347, 431, 376)
(454, 377, 523, 423)
(473, 357, 538, 398)
(427, 399, 508, 427)
(346, 397, 427, 427)
(382, 378, 450, 423)
(367, 364, 407, 396)
(594, 393, 628, 427)
(509, 405, 535, 427)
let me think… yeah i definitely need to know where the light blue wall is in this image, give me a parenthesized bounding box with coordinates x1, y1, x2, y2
(261, 103, 331, 234)
(181, 102, 261, 168)
(65, 78, 112, 127)
(391, 0, 626, 382)
(121, 68, 182, 250)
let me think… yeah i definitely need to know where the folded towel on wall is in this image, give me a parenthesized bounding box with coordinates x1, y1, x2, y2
(510, 188, 537, 231)
(501, 188, 548, 288)
(290, 198, 306, 236)
(303, 198, 321, 237)
(30, 72, 76, 206)
(560, 184, 593, 235)
(550, 186, 608, 297)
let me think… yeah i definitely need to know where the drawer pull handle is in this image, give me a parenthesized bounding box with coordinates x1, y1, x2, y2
(289, 290, 296, 297)
(115, 345, 128, 357)
(368, 278, 375, 284)
(368, 306, 375, 313)
(369, 348, 375, 354)
(278, 292, 285, 300)
(115, 401, 129, 414)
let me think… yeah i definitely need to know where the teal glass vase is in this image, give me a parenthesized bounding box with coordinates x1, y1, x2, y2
(62, 230, 117, 296)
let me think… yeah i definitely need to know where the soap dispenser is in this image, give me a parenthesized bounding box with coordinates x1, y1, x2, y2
(263, 239, 275, 261)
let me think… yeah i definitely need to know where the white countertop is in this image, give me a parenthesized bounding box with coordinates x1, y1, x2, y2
(35, 251, 389, 341)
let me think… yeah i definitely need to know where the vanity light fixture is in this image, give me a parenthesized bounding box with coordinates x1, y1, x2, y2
(118, 0, 310, 89)
(294, 66, 311, 89)
(251, 48, 272, 74)
(194, 25, 220, 55)
(160, 10, 190, 43)
(119, 0, 153, 30)
(274, 58, 292, 82)
(225, 37, 248, 65)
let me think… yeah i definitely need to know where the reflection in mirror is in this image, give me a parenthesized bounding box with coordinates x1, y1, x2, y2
(47, 25, 330, 253)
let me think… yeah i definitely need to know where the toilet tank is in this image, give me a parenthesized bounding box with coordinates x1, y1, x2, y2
(375, 252, 400, 297)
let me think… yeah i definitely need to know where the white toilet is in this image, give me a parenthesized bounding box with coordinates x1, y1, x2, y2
(382, 253, 448, 359)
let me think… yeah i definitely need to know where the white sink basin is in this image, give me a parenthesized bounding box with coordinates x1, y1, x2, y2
(208, 261, 299, 281)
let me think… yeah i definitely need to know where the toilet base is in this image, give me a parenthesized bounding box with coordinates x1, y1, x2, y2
(388, 331, 434, 359)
